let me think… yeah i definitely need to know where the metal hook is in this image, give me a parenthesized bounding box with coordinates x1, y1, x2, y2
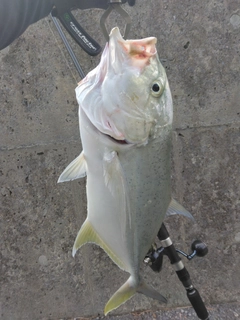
(100, 1, 131, 41)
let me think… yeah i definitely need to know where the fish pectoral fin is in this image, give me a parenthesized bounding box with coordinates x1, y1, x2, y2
(104, 276, 166, 315)
(166, 198, 194, 220)
(58, 151, 87, 183)
(103, 151, 124, 197)
(103, 150, 131, 228)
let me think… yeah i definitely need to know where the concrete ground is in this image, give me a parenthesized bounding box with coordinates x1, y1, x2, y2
(0, 0, 239, 319)
(76, 303, 240, 320)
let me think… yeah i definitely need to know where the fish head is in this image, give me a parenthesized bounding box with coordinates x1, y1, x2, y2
(76, 27, 173, 145)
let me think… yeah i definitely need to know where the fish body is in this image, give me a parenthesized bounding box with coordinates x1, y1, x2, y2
(59, 27, 192, 315)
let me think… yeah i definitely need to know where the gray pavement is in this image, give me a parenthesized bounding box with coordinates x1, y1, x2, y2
(75, 303, 240, 320)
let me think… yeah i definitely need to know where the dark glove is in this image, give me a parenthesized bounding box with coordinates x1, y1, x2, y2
(77, 0, 136, 9)
(53, 0, 135, 16)
(128, 0, 135, 5)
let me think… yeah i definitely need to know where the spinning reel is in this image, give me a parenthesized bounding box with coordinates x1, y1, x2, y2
(145, 235, 208, 272)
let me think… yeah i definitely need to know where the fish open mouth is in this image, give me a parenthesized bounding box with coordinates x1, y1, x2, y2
(106, 134, 129, 145)
(83, 109, 138, 146)
(97, 125, 147, 146)
(105, 132, 148, 147)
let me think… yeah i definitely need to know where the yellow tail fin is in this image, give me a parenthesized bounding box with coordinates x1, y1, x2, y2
(104, 276, 166, 315)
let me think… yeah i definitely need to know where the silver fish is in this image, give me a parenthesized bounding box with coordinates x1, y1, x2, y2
(58, 27, 192, 315)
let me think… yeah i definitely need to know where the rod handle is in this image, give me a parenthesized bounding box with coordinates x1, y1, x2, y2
(53, 10, 102, 56)
(187, 288, 209, 320)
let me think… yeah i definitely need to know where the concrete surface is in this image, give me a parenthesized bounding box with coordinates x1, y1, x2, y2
(80, 302, 240, 319)
(0, 0, 239, 319)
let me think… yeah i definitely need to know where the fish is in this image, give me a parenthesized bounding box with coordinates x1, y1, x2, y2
(58, 27, 193, 315)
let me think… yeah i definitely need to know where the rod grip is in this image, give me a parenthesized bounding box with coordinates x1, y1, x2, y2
(54, 11, 102, 56)
(187, 288, 209, 320)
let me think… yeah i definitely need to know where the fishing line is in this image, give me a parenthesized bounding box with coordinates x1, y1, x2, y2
(50, 13, 86, 80)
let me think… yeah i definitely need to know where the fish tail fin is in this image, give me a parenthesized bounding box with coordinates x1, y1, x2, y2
(104, 276, 137, 316)
(137, 279, 167, 303)
(104, 276, 166, 315)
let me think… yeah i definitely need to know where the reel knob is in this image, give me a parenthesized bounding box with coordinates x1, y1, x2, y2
(191, 240, 208, 258)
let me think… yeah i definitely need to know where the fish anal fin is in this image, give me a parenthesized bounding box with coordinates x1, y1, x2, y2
(166, 198, 194, 220)
(104, 276, 166, 316)
(72, 219, 126, 270)
(58, 151, 87, 183)
(72, 219, 94, 256)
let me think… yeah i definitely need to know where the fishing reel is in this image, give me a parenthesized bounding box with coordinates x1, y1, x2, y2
(144, 224, 210, 320)
(144, 239, 208, 273)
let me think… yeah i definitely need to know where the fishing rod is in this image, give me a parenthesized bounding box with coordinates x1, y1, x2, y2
(51, 2, 210, 319)
(144, 223, 209, 320)
(50, 0, 134, 78)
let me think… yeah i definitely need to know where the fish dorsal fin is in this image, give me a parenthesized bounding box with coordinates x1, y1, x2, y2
(58, 151, 87, 183)
(72, 219, 126, 270)
(166, 198, 194, 220)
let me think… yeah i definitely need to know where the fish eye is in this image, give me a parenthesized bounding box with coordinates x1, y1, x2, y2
(151, 81, 164, 97)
